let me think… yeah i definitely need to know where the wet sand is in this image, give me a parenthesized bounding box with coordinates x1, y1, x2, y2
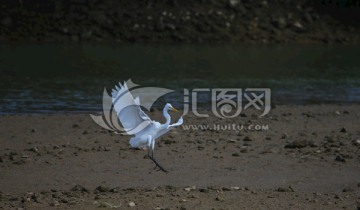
(0, 104, 359, 209)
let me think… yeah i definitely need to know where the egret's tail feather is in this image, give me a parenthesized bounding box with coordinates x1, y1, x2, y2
(129, 136, 148, 148)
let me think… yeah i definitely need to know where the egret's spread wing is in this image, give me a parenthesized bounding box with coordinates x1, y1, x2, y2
(154, 127, 171, 140)
(168, 116, 183, 128)
(112, 82, 153, 135)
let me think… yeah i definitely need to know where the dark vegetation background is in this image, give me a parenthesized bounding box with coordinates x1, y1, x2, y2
(0, 0, 359, 44)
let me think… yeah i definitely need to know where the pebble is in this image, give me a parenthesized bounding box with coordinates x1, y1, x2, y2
(335, 155, 346, 162)
(94, 194, 102, 200)
(281, 133, 289, 139)
(110, 187, 120, 193)
(340, 127, 347, 133)
(215, 196, 224, 201)
(52, 192, 63, 198)
(324, 135, 335, 143)
(94, 201, 121, 208)
(128, 201, 136, 207)
(277, 186, 294, 192)
(353, 139, 360, 146)
(314, 192, 322, 196)
(50, 200, 60, 206)
(184, 186, 195, 192)
(273, 17, 287, 29)
(165, 185, 176, 190)
(232, 152, 240, 157)
(164, 139, 174, 144)
(243, 135, 254, 141)
(60, 197, 69, 203)
(72, 124, 80, 128)
(71, 184, 89, 193)
(284, 140, 308, 148)
(342, 187, 354, 192)
(95, 185, 109, 193)
(260, 148, 277, 154)
(222, 187, 232, 191)
(307, 140, 318, 147)
(9, 152, 17, 161)
(227, 139, 237, 143)
(13, 159, 25, 165)
(199, 188, 209, 193)
(31, 193, 43, 203)
(229, 0, 240, 7)
(30, 146, 39, 153)
(240, 148, 249, 153)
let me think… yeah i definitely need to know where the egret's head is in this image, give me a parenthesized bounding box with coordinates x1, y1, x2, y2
(166, 103, 178, 112)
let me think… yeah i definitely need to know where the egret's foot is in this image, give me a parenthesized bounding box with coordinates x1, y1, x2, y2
(148, 155, 168, 173)
(153, 165, 167, 173)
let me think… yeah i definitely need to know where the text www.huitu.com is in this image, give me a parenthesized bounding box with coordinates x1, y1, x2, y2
(181, 124, 269, 131)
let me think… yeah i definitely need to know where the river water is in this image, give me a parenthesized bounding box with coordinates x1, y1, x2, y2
(1, 43, 359, 114)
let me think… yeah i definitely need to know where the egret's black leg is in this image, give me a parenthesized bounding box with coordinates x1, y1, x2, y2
(147, 148, 168, 173)
(151, 149, 158, 170)
(149, 155, 168, 173)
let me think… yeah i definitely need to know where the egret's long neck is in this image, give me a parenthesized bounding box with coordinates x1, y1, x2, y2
(163, 107, 171, 126)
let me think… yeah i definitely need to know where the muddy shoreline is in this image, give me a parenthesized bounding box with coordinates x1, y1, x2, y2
(0, 104, 359, 209)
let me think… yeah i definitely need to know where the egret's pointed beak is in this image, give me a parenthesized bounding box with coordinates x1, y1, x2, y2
(170, 107, 179, 112)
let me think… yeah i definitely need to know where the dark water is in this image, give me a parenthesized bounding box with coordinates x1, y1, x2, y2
(1, 43, 360, 114)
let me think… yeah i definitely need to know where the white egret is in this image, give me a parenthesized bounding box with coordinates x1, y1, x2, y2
(111, 82, 183, 173)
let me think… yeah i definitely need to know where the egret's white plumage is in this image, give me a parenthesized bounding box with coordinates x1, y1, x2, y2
(111, 81, 183, 172)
